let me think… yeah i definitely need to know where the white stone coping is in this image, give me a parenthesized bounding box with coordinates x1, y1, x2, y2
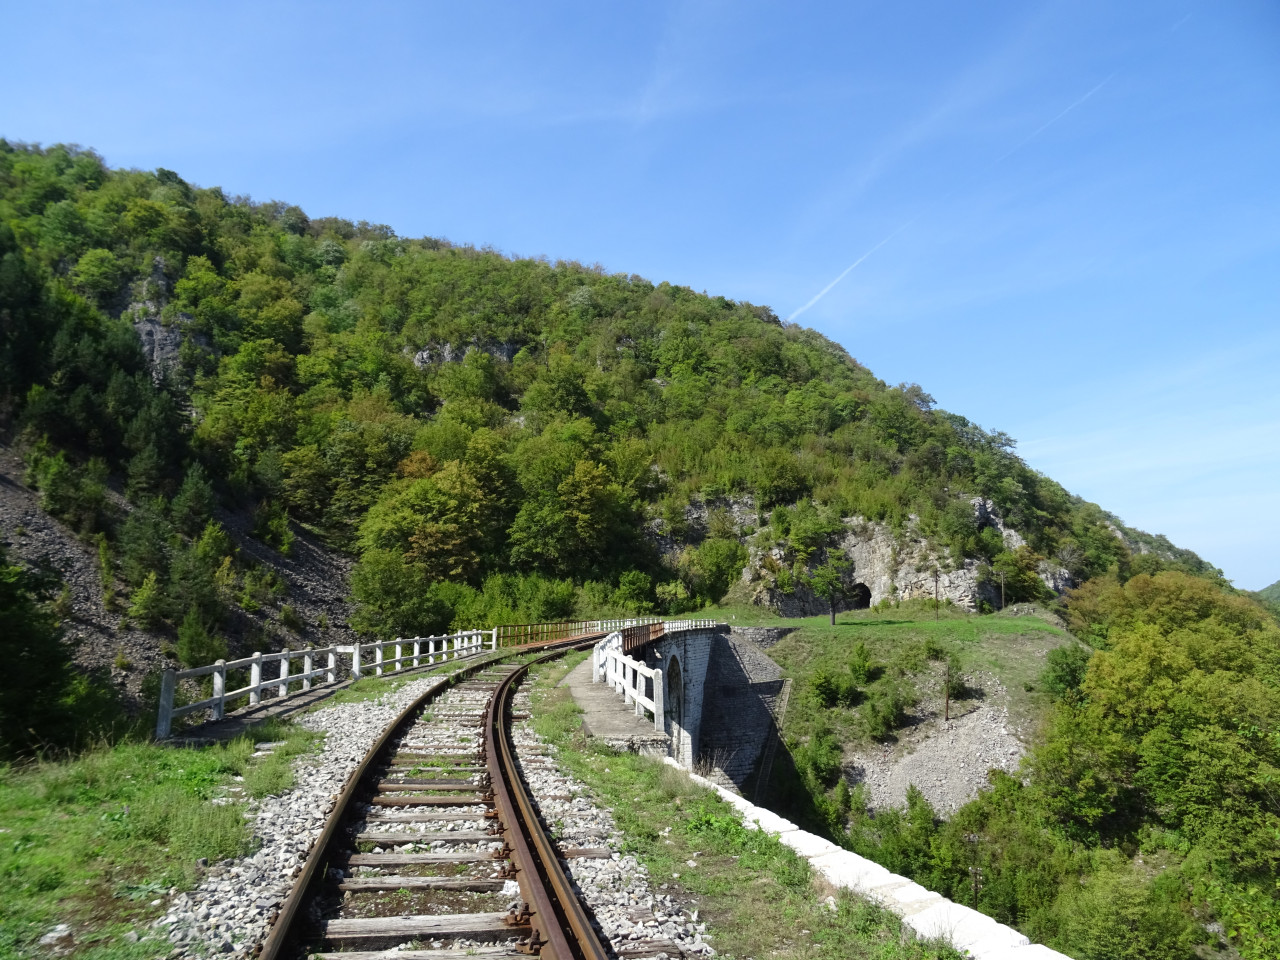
(664, 758, 1072, 959)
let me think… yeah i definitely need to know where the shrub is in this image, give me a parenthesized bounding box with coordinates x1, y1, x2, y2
(253, 499, 294, 555)
(812, 667, 858, 708)
(176, 609, 225, 667)
(861, 678, 910, 739)
(848, 640, 872, 684)
(796, 724, 844, 788)
(689, 538, 747, 602)
(1055, 863, 1198, 960)
(24, 446, 108, 533)
(127, 571, 167, 629)
(1041, 644, 1092, 699)
(279, 604, 304, 633)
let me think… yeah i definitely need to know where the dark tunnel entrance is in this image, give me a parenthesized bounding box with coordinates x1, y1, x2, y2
(848, 583, 872, 610)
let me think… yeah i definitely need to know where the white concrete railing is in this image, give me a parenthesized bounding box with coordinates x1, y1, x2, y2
(590, 619, 721, 731)
(355, 630, 494, 678)
(594, 638, 664, 731)
(155, 629, 498, 739)
(155, 617, 719, 739)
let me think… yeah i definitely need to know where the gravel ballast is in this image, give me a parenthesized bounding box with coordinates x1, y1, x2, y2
(157, 655, 711, 958)
(157, 670, 455, 956)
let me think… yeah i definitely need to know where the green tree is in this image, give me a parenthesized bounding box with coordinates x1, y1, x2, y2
(127, 571, 167, 629)
(69, 247, 124, 303)
(0, 546, 72, 759)
(175, 608, 226, 667)
(171, 462, 216, 536)
(809, 556, 851, 625)
(509, 460, 630, 578)
(688, 538, 748, 604)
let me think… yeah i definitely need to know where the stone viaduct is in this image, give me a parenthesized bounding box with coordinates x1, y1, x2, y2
(588, 621, 793, 792)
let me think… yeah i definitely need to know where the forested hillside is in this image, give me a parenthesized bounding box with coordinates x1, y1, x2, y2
(0, 141, 1213, 646)
(3, 142, 1276, 958)
(1257, 578, 1280, 612)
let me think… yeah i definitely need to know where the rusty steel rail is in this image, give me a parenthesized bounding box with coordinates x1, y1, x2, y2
(485, 644, 612, 960)
(258, 633, 607, 960)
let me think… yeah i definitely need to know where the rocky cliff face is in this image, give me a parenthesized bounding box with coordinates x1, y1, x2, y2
(128, 256, 210, 383)
(736, 499, 1072, 615)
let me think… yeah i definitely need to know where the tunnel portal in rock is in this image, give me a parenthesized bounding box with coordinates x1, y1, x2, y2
(848, 583, 871, 609)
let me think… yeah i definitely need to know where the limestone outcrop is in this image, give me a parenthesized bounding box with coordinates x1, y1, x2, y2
(737, 499, 1071, 614)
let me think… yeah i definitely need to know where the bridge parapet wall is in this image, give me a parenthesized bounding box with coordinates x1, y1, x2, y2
(640, 626, 717, 768)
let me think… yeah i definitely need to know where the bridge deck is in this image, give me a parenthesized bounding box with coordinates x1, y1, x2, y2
(560, 657, 670, 753)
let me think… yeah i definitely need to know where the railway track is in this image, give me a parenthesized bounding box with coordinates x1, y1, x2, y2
(259, 637, 614, 960)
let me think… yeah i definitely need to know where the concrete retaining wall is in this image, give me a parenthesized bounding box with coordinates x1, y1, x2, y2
(666, 758, 1073, 960)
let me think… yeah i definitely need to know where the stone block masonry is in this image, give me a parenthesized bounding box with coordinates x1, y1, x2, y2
(641, 627, 715, 768)
(666, 758, 1073, 960)
(696, 632, 787, 790)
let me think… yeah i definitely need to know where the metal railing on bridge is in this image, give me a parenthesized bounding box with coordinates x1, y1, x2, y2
(155, 617, 719, 739)
(492, 618, 659, 647)
(154, 630, 494, 739)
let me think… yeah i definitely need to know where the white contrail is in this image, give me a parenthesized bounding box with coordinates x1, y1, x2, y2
(786, 218, 917, 322)
(997, 73, 1115, 162)
(785, 73, 1114, 322)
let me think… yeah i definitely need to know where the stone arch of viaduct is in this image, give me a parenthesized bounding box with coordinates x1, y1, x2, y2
(633, 624, 790, 787)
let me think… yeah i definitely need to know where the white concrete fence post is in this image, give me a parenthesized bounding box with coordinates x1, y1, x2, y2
(303, 650, 313, 691)
(277, 653, 289, 698)
(413, 639, 421, 668)
(156, 668, 176, 739)
(213, 659, 226, 720)
(652, 668, 664, 731)
(326, 649, 337, 684)
(375, 642, 384, 677)
(352, 642, 363, 679)
(249, 652, 263, 706)
(394, 641, 403, 672)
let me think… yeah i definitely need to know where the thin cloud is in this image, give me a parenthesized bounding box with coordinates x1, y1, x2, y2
(785, 218, 917, 322)
(786, 71, 1117, 321)
(996, 73, 1115, 162)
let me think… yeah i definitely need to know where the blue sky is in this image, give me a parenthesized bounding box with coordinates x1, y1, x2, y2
(4, 1, 1278, 588)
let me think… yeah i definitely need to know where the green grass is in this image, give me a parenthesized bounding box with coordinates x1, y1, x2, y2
(527, 654, 963, 960)
(0, 719, 318, 959)
(704, 601, 788, 626)
(749, 604, 1076, 748)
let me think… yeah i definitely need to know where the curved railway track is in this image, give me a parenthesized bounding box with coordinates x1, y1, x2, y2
(259, 636, 612, 960)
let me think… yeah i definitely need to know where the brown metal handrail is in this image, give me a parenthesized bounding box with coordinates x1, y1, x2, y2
(620, 621, 665, 656)
(493, 617, 666, 648)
